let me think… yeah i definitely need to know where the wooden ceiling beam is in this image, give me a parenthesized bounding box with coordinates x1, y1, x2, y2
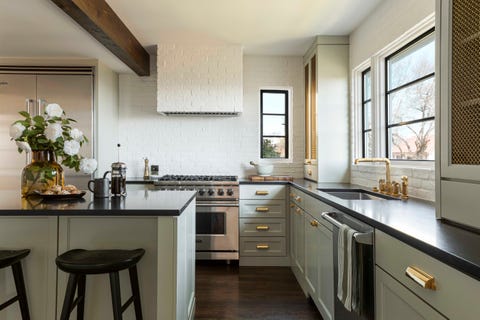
(50, 0, 150, 76)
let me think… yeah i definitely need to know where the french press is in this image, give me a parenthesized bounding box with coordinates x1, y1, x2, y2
(110, 162, 127, 197)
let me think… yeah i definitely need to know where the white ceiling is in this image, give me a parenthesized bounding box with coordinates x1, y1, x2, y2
(0, 0, 383, 73)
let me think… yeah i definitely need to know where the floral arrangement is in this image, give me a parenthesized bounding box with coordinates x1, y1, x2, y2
(9, 103, 97, 174)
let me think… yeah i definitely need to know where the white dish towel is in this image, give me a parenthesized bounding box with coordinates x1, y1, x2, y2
(337, 224, 357, 311)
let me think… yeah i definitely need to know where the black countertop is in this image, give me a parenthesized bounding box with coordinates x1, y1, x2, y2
(242, 178, 480, 281)
(0, 188, 196, 216)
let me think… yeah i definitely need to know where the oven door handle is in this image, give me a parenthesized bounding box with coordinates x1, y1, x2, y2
(196, 203, 239, 207)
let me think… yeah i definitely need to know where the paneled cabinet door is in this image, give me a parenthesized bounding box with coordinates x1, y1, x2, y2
(304, 212, 333, 320)
(375, 267, 446, 320)
(292, 205, 305, 275)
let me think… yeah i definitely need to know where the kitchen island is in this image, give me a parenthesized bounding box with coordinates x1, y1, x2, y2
(0, 188, 196, 320)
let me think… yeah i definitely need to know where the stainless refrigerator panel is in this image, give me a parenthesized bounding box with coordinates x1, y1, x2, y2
(37, 74, 94, 190)
(0, 74, 36, 190)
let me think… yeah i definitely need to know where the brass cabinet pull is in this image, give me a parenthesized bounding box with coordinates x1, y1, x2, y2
(256, 244, 270, 250)
(295, 208, 301, 214)
(305, 160, 312, 164)
(310, 220, 319, 227)
(405, 266, 436, 290)
(290, 192, 295, 197)
(255, 190, 269, 195)
(289, 203, 295, 208)
(307, 169, 312, 176)
(256, 225, 270, 231)
(295, 196, 302, 202)
(255, 207, 269, 212)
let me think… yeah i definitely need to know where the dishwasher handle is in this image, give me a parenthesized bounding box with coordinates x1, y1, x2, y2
(321, 212, 373, 246)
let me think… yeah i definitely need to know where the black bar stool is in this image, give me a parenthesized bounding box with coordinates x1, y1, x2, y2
(56, 248, 145, 320)
(0, 249, 31, 320)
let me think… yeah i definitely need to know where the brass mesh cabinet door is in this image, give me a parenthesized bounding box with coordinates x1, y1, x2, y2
(451, 0, 480, 164)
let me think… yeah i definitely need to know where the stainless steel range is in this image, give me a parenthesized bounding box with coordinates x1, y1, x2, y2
(154, 175, 239, 260)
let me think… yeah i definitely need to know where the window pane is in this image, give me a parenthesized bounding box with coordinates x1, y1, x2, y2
(262, 138, 286, 158)
(388, 33, 435, 90)
(363, 70, 371, 101)
(364, 131, 374, 158)
(364, 101, 372, 130)
(388, 77, 435, 124)
(262, 115, 286, 136)
(262, 93, 286, 114)
(388, 120, 435, 160)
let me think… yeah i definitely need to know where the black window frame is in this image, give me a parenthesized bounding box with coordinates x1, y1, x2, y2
(362, 68, 372, 157)
(385, 28, 435, 161)
(260, 89, 289, 159)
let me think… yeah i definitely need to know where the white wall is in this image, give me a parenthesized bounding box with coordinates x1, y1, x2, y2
(118, 53, 304, 178)
(95, 61, 119, 177)
(349, 0, 435, 201)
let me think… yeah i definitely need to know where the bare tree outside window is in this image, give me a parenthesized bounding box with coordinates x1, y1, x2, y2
(386, 30, 435, 160)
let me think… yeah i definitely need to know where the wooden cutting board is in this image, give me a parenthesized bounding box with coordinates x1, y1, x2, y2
(249, 175, 294, 182)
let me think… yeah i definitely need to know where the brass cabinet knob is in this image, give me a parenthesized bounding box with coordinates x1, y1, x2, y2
(310, 220, 319, 227)
(295, 196, 302, 202)
(289, 203, 295, 208)
(295, 208, 301, 214)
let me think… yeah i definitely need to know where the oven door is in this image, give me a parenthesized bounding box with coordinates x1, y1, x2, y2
(195, 203, 239, 259)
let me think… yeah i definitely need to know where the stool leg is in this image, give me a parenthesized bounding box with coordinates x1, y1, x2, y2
(77, 275, 86, 320)
(109, 272, 123, 320)
(11, 262, 30, 320)
(129, 266, 143, 320)
(60, 274, 78, 320)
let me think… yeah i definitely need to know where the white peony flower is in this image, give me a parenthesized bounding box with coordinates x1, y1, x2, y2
(63, 140, 80, 156)
(45, 103, 63, 118)
(45, 123, 63, 141)
(70, 128, 84, 142)
(9, 123, 25, 139)
(16, 141, 31, 153)
(80, 158, 97, 174)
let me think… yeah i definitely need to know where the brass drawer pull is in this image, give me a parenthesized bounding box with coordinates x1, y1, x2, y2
(305, 160, 312, 164)
(255, 207, 269, 212)
(256, 225, 270, 231)
(310, 220, 319, 227)
(295, 196, 302, 202)
(405, 266, 436, 290)
(295, 208, 301, 214)
(256, 244, 270, 250)
(256, 190, 269, 196)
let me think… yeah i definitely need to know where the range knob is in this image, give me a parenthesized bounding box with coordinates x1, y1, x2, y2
(198, 189, 205, 196)
(227, 188, 234, 196)
(218, 189, 225, 196)
(208, 189, 215, 196)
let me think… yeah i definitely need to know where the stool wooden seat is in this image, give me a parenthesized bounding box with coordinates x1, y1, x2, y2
(56, 248, 145, 320)
(0, 249, 30, 320)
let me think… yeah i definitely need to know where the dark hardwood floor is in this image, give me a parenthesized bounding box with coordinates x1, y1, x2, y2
(195, 261, 323, 320)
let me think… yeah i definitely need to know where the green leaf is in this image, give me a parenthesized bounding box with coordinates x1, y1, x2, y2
(67, 118, 77, 123)
(19, 111, 30, 118)
(33, 116, 44, 124)
(26, 170, 34, 180)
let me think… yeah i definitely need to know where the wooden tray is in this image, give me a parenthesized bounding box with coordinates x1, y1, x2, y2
(249, 175, 294, 182)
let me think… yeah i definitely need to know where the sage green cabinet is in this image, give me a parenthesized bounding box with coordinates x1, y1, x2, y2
(376, 267, 446, 320)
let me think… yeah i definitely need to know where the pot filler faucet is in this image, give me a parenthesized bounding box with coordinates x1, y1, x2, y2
(354, 158, 409, 199)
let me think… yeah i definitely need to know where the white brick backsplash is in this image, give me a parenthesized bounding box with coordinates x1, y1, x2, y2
(351, 164, 435, 201)
(118, 53, 304, 178)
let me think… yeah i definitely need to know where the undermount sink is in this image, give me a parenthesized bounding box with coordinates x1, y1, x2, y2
(317, 188, 400, 201)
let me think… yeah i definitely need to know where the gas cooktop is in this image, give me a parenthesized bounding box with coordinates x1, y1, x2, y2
(157, 175, 238, 183)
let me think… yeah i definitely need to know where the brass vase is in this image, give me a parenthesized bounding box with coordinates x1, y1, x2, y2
(21, 150, 64, 196)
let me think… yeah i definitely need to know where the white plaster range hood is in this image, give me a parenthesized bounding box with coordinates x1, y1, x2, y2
(157, 44, 243, 116)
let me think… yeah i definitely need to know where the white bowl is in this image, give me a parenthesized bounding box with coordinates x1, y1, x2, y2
(255, 164, 274, 176)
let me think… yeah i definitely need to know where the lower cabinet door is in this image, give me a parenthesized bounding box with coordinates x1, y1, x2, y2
(375, 267, 447, 320)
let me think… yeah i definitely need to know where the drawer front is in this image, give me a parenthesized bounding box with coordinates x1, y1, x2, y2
(240, 185, 286, 200)
(240, 218, 285, 237)
(240, 200, 285, 218)
(375, 230, 480, 320)
(240, 237, 286, 257)
(289, 187, 309, 208)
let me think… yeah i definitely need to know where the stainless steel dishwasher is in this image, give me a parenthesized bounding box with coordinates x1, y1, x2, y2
(321, 212, 374, 320)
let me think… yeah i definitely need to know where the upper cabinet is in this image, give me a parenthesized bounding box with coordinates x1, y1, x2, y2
(303, 37, 350, 183)
(437, 0, 480, 228)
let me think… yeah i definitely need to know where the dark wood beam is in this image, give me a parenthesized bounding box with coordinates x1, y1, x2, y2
(50, 0, 150, 76)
